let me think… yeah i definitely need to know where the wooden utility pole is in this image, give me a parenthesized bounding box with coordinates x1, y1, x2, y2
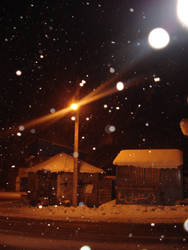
(72, 109, 79, 206)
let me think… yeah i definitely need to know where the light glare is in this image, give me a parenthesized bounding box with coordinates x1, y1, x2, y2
(177, 0, 188, 27)
(71, 103, 79, 110)
(148, 28, 170, 49)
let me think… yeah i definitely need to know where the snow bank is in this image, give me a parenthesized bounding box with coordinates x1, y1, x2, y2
(0, 200, 188, 224)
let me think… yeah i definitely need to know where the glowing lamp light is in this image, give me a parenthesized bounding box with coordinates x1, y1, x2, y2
(71, 103, 79, 110)
(177, 0, 188, 27)
(148, 28, 170, 49)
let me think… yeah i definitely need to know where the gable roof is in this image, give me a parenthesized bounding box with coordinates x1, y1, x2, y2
(113, 149, 183, 168)
(25, 152, 104, 174)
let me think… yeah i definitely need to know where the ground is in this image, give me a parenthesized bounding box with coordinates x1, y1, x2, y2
(0, 198, 188, 225)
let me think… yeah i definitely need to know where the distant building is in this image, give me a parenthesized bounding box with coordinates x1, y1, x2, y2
(113, 149, 183, 205)
(17, 152, 112, 207)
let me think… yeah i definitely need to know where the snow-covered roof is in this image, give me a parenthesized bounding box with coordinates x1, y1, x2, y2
(25, 152, 104, 174)
(113, 149, 183, 168)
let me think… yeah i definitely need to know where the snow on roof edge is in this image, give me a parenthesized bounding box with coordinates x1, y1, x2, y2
(25, 152, 104, 174)
(113, 149, 183, 168)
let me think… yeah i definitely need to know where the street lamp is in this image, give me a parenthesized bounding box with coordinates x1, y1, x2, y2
(70, 103, 79, 206)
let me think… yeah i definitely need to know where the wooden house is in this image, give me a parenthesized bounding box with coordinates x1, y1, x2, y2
(22, 152, 112, 207)
(113, 149, 183, 205)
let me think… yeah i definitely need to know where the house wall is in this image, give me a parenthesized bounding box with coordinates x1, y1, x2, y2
(57, 172, 73, 204)
(27, 171, 112, 207)
(159, 168, 183, 204)
(98, 176, 112, 205)
(116, 166, 183, 205)
(56, 172, 100, 206)
(27, 171, 57, 205)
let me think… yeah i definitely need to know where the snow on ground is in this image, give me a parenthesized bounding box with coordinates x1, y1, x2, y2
(0, 200, 188, 224)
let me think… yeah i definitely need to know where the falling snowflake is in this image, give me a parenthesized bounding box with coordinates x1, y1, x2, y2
(18, 125, 25, 131)
(154, 77, 160, 82)
(109, 67, 115, 73)
(71, 116, 76, 121)
(50, 108, 56, 113)
(16, 70, 22, 76)
(129, 8, 134, 12)
(116, 81, 124, 91)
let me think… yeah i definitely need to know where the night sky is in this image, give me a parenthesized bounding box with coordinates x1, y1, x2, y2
(0, 0, 188, 176)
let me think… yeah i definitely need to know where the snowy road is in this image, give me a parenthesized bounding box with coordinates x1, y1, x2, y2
(0, 216, 187, 249)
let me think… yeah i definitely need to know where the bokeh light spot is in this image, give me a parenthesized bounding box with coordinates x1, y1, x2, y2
(183, 218, 188, 231)
(16, 70, 22, 76)
(105, 125, 116, 134)
(148, 28, 170, 49)
(80, 245, 91, 250)
(73, 152, 79, 158)
(116, 81, 124, 91)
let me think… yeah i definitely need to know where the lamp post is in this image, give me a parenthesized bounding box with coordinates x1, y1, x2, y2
(70, 103, 79, 207)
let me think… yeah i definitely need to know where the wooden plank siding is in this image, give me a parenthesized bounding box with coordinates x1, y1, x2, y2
(116, 166, 183, 205)
(98, 177, 112, 206)
(27, 171, 112, 207)
(116, 166, 160, 187)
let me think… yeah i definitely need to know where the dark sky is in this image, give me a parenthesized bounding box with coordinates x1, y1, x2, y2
(0, 0, 188, 173)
